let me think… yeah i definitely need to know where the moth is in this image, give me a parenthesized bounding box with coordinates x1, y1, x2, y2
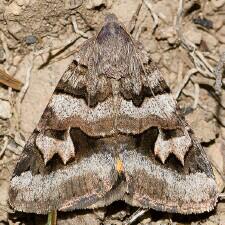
(9, 14, 218, 217)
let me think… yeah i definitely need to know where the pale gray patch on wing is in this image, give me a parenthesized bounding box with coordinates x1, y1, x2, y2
(49, 94, 113, 121)
(122, 150, 218, 208)
(154, 129, 192, 165)
(120, 93, 176, 119)
(36, 131, 75, 165)
(50, 93, 176, 122)
(10, 152, 116, 213)
(46, 93, 177, 135)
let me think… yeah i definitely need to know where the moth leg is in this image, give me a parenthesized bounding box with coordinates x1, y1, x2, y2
(154, 128, 192, 165)
(123, 208, 149, 225)
(46, 210, 57, 225)
(36, 128, 75, 165)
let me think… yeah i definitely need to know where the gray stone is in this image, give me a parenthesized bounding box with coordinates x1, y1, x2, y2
(25, 35, 37, 45)
(0, 48, 6, 63)
(0, 100, 11, 119)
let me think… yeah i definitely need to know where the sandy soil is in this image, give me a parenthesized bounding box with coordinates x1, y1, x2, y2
(0, 0, 225, 224)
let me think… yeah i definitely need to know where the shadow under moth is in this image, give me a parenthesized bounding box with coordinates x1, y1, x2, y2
(9, 14, 218, 220)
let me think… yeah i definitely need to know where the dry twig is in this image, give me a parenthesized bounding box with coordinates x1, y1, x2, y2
(212, 0, 225, 8)
(177, 60, 184, 84)
(183, 89, 225, 127)
(18, 53, 34, 102)
(36, 14, 89, 68)
(123, 208, 149, 225)
(219, 193, 225, 199)
(144, 0, 159, 33)
(210, 159, 225, 183)
(214, 52, 225, 94)
(192, 83, 200, 109)
(0, 32, 13, 69)
(175, 0, 195, 50)
(0, 68, 23, 91)
(71, 15, 88, 38)
(134, 9, 148, 40)
(190, 51, 214, 78)
(0, 204, 14, 214)
(175, 0, 215, 80)
(0, 136, 9, 159)
(12, 53, 34, 132)
(37, 35, 81, 69)
(0, 158, 17, 167)
(128, 3, 143, 33)
(175, 68, 198, 99)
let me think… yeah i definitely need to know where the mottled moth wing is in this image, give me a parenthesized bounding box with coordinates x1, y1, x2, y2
(9, 56, 120, 214)
(9, 14, 218, 215)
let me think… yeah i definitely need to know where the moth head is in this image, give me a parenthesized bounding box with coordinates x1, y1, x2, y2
(76, 13, 144, 96)
(96, 13, 130, 46)
(104, 13, 119, 23)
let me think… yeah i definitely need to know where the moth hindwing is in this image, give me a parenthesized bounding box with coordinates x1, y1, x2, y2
(9, 14, 218, 215)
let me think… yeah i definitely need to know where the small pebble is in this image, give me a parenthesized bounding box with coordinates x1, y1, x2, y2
(219, 213, 225, 223)
(151, 219, 171, 225)
(212, 0, 225, 8)
(168, 36, 177, 45)
(140, 217, 151, 224)
(217, 202, 225, 213)
(13, 55, 22, 66)
(94, 208, 106, 220)
(0, 48, 6, 63)
(8, 65, 17, 76)
(212, 168, 225, 192)
(142, 38, 158, 53)
(213, 15, 224, 30)
(16, 0, 25, 6)
(25, 35, 37, 45)
(180, 106, 194, 116)
(184, 27, 202, 45)
(0, 14, 4, 21)
(202, 31, 218, 51)
(217, 26, 225, 43)
(151, 52, 161, 63)
(193, 17, 213, 29)
(7, 21, 22, 36)
(0, 100, 11, 119)
(155, 26, 176, 41)
(85, 0, 111, 9)
(219, 44, 225, 55)
(64, 0, 83, 10)
(6, 2, 22, 16)
(111, 210, 127, 220)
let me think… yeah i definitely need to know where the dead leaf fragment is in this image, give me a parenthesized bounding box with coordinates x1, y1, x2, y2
(0, 68, 23, 91)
